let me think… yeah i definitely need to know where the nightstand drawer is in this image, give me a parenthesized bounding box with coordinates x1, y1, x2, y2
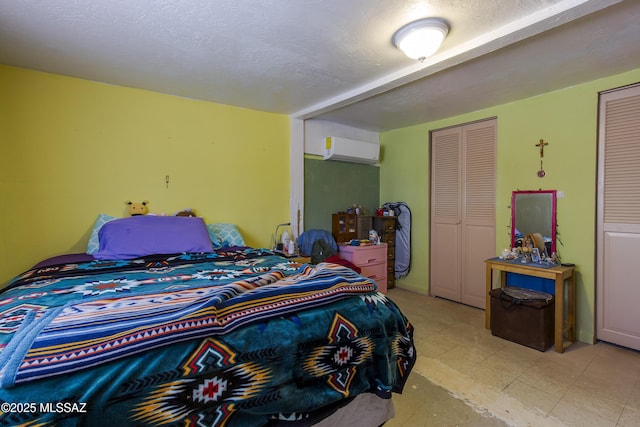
(338, 244, 387, 266)
(360, 263, 386, 284)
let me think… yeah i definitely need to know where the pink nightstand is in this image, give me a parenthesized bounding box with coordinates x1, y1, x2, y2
(338, 243, 388, 294)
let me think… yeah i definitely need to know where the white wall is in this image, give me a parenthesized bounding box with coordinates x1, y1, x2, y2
(304, 119, 379, 156)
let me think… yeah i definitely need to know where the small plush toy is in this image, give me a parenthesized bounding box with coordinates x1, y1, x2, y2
(127, 200, 149, 216)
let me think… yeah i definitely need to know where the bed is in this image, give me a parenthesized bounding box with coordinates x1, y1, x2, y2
(0, 215, 415, 426)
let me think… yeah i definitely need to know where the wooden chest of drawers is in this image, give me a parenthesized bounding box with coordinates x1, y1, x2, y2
(337, 243, 388, 294)
(373, 216, 397, 289)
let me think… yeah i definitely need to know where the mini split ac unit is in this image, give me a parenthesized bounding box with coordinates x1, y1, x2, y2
(322, 136, 380, 165)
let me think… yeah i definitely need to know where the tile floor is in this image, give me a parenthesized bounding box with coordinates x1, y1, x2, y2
(386, 287, 640, 427)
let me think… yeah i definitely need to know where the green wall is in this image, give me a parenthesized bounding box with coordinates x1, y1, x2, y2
(0, 65, 290, 286)
(381, 68, 640, 345)
(304, 157, 379, 231)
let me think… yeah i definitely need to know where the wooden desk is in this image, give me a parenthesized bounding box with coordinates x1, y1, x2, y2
(485, 258, 576, 353)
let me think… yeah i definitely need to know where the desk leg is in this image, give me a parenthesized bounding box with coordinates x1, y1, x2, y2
(485, 264, 492, 329)
(554, 276, 564, 353)
(568, 274, 576, 343)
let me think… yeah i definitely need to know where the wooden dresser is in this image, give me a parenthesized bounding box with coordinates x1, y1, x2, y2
(338, 243, 388, 294)
(331, 213, 373, 243)
(373, 216, 397, 289)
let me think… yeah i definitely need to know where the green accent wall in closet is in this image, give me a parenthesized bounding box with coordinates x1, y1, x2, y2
(304, 158, 380, 232)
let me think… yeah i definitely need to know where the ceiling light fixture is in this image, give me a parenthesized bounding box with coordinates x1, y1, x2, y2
(392, 18, 449, 61)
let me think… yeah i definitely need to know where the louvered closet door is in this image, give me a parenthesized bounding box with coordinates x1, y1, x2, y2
(461, 121, 496, 308)
(597, 84, 640, 350)
(430, 127, 463, 302)
(430, 119, 496, 309)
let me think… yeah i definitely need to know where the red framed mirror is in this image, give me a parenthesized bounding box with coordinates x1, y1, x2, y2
(511, 190, 557, 255)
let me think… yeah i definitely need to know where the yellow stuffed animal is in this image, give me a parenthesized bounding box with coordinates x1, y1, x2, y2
(127, 200, 149, 216)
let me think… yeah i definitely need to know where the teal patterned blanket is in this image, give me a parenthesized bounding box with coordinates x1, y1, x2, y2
(0, 249, 415, 426)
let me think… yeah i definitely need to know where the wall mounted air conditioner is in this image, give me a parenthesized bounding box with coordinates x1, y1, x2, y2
(322, 136, 380, 165)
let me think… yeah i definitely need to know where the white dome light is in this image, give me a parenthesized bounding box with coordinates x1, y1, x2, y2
(392, 18, 449, 61)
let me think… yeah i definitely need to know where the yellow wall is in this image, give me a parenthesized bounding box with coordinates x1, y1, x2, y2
(381, 68, 640, 344)
(0, 65, 290, 285)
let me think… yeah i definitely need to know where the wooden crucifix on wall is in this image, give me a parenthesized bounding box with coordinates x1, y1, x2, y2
(536, 139, 549, 157)
(536, 139, 549, 177)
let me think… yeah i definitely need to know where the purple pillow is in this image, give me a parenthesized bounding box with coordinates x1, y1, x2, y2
(93, 216, 214, 260)
(32, 253, 95, 269)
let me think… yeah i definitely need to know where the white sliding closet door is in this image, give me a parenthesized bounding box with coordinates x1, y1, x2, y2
(430, 119, 496, 309)
(597, 84, 640, 350)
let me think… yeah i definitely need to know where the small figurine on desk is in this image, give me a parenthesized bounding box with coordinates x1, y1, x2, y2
(522, 234, 535, 251)
(531, 248, 541, 263)
(519, 245, 532, 262)
(369, 229, 380, 245)
(500, 248, 518, 261)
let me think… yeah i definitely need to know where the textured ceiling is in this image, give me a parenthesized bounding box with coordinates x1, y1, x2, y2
(1, 0, 639, 132)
